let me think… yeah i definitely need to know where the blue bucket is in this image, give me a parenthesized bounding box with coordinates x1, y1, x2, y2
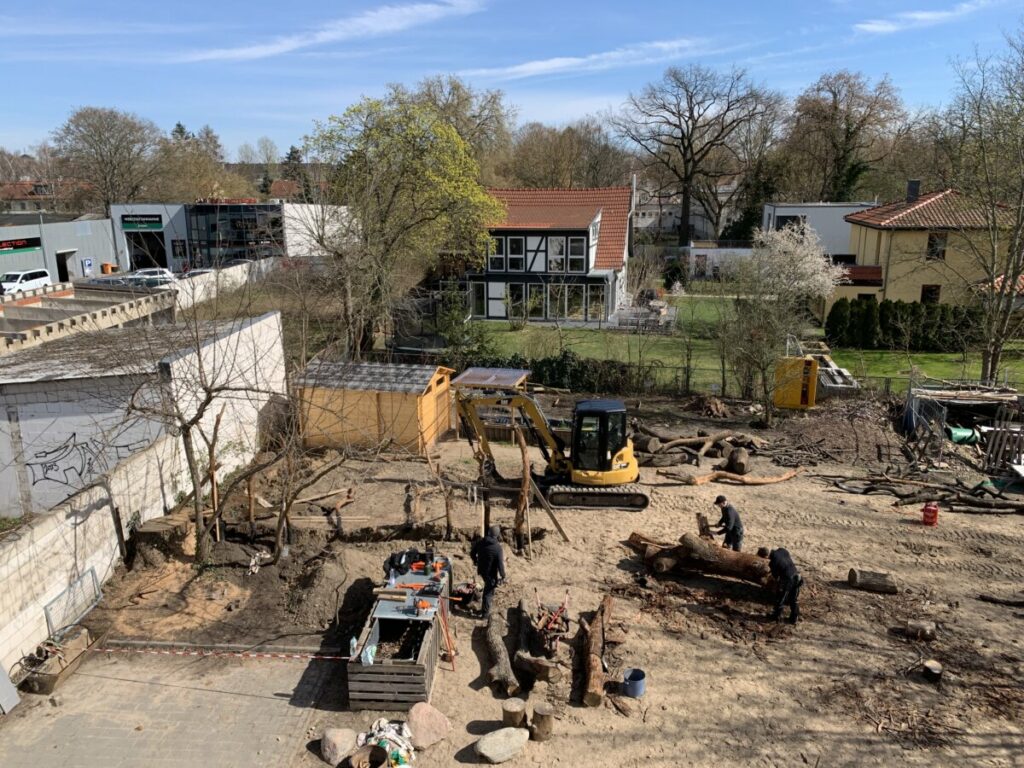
(622, 668, 646, 698)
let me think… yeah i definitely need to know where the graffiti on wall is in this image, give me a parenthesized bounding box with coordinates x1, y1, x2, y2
(26, 430, 150, 487)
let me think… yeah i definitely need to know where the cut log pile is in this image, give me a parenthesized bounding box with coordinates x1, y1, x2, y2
(822, 473, 1024, 515)
(631, 421, 767, 471)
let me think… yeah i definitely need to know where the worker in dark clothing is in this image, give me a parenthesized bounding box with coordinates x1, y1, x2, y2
(768, 548, 802, 624)
(470, 525, 506, 617)
(712, 495, 744, 552)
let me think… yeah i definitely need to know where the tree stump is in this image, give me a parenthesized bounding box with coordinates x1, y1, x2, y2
(530, 703, 555, 742)
(501, 697, 528, 728)
(906, 620, 936, 641)
(723, 447, 750, 475)
(848, 568, 898, 594)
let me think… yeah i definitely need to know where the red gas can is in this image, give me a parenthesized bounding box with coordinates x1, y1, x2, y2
(922, 502, 939, 527)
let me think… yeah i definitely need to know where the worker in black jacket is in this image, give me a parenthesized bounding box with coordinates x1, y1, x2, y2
(768, 548, 802, 624)
(470, 525, 506, 617)
(712, 495, 744, 551)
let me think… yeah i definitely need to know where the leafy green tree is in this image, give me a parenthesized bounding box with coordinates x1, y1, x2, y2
(303, 97, 505, 358)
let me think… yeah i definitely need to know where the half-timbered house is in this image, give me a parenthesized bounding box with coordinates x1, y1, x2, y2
(467, 186, 634, 323)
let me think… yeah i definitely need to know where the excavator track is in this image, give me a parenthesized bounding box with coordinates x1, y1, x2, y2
(545, 484, 650, 511)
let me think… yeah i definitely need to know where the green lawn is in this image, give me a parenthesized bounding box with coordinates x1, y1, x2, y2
(483, 321, 1024, 385)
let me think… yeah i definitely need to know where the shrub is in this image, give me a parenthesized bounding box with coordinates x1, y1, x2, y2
(825, 297, 851, 346)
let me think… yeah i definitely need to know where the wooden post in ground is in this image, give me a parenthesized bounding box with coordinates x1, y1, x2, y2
(502, 698, 528, 728)
(530, 703, 555, 742)
(513, 427, 530, 554)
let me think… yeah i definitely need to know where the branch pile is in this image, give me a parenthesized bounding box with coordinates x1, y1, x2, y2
(822, 472, 1024, 514)
(631, 420, 767, 470)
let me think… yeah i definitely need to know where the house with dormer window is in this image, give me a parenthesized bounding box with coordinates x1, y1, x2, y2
(466, 186, 634, 323)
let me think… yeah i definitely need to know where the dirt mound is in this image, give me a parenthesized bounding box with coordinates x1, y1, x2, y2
(774, 398, 906, 467)
(287, 542, 349, 630)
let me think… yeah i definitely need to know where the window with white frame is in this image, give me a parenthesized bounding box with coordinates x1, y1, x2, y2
(527, 284, 545, 318)
(548, 284, 567, 318)
(567, 285, 585, 319)
(568, 236, 586, 273)
(548, 237, 565, 272)
(587, 284, 605, 320)
(589, 220, 600, 244)
(488, 237, 505, 272)
(507, 236, 525, 271)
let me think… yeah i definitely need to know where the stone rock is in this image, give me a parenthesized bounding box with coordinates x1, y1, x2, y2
(320, 727, 358, 766)
(474, 727, 530, 764)
(407, 701, 452, 749)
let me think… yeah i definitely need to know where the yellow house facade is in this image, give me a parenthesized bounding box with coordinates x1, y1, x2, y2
(823, 187, 1005, 316)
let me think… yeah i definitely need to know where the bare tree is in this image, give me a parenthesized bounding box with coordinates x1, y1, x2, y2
(782, 71, 908, 201)
(52, 107, 163, 215)
(933, 30, 1024, 382)
(236, 143, 259, 164)
(615, 65, 773, 245)
(504, 118, 635, 189)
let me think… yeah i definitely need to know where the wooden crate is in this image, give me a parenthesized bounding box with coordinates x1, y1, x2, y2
(347, 614, 440, 711)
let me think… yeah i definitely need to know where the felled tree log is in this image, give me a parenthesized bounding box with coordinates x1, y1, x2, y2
(977, 593, 1024, 607)
(657, 468, 800, 486)
(649, 533, 771, 585)
(486, 610, 521, 697)
(720, 447, 750, 475)
(848, 568, 898, 594)
(583, 596, 613, 707)
(633, 435, 662, 453)
(637, 452, 699, 467)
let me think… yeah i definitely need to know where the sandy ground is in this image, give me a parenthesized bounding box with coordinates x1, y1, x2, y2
(60, 405, 1024, 767)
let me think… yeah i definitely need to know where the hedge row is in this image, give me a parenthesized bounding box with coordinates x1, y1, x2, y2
(470, 349, 658, 395)
(825, 297, 983, 352)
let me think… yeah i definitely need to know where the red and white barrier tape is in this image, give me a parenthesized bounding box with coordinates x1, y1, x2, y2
(88, 646, 350, 661)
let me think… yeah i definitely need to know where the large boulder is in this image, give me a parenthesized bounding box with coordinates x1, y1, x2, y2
(406, 701, 452, 749)
(320, 727, 358, 766)
(474, 727, 530, 764)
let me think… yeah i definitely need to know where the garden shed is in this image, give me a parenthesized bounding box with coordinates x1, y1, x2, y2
(297, 361, 453, 456)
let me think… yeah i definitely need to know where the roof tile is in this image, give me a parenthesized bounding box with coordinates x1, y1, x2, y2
(844, 189, 1006, 230)
(488, 187, 633, 270)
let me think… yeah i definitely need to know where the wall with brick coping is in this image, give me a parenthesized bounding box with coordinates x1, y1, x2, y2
(0, 312, 287, 678)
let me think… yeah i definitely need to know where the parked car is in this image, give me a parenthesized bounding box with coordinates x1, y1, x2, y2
(132, 268, 178, 282)
(0, 269, 53, 294)
(183, 268, 214, 279)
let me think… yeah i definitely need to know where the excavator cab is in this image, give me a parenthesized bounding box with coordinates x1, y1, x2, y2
(570, 400, 639, 487)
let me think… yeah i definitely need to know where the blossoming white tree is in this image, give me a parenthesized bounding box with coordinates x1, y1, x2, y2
(716, 224, 846, 423)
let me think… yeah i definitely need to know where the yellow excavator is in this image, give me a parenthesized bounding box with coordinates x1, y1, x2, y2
(454, 390, 650, 510)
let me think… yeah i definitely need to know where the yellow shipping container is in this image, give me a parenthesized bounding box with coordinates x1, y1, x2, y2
(773, 356, 818, 410)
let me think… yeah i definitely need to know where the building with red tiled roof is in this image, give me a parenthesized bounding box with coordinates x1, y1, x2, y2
(824, 181, 1011, 313)
(465, 186, 635, 323)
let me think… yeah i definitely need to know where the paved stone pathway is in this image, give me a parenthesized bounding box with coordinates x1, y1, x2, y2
(0, 652, 333, 768)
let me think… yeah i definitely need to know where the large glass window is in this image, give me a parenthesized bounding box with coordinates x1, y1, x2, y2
(507, 283, 525, 318)
(568, 237, 587, 273)
(507, 237, 525, 271)
(567, 285, 585, 319)
(470, 282, 486, 316)
(548, 284, 567, 318)
(528, 284, 545, 318)
(488, 237, 505, 272)
(587, 285, 605, 321)
(547, 237, 565, 272)
(574, 414, 603, 471)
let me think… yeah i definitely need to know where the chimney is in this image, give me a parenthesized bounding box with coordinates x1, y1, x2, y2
(906, 179, 921, 203)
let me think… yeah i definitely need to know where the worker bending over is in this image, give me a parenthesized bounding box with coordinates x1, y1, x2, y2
(470, 525, 506, 618)
(712, 495, 744, 551)
(768, 548, 802, 624)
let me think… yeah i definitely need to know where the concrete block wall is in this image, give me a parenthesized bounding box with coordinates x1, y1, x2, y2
(173, 259, 279, 311)
(0, 312, 288, 679)
(0, 433, 187, 678)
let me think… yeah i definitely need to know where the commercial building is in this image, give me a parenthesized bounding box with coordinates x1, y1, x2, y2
(110, 201, 286, 271)
(0, 218, 118, 281)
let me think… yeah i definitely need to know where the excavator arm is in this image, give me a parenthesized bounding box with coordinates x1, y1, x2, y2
(454, 390, 571, 478)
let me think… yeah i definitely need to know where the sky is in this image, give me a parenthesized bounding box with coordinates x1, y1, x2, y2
(1, 0, 1019, 158)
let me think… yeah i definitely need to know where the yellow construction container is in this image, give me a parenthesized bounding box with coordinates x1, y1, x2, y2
(773, 356, 818, 410)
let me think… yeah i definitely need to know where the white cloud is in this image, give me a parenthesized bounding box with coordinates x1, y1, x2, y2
(177, 0, 481, 62)
(461, 38, 732, 81)
(854, 0, 995, 35)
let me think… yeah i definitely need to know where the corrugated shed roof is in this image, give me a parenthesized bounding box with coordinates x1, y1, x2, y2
(844, 190, 1009, 230)
(297, 361, 443, 394)
(488, 187, 633, 270)
(452, 367, 531, 389)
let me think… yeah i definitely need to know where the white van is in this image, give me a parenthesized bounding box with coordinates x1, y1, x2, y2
(0, 269, 53, 294)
